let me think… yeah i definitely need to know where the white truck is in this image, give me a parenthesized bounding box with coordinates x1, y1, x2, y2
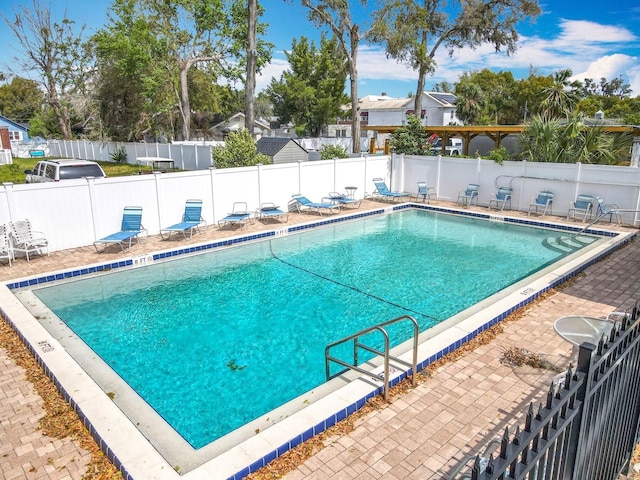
(429, 137, 463, 156)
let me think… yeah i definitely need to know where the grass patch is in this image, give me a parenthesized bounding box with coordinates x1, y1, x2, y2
(0, 157, 157, 184)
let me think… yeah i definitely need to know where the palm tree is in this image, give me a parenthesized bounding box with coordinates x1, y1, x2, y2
(455, 83, 486, 125)
(540, 69, 582, 119)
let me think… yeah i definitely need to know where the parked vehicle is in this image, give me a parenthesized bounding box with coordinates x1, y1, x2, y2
(429, 137, 463, 155)
(24, 159, 106, 183)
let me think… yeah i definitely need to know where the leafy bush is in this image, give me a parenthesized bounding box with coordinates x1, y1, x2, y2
(110, 147, 127, 164)
(212, 129, 270, 168)
(389, 114, 430, 155)
(319, 144, 348, 160)
(487, 146, 509, 165)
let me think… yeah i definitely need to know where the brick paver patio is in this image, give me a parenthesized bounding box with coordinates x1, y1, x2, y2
(0, 200, 637, 480)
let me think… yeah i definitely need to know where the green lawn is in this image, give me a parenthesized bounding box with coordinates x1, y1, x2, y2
(0, 157, 155, 184)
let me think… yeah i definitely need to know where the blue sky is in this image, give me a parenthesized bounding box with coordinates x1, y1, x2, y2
(1, 0, 639, 99)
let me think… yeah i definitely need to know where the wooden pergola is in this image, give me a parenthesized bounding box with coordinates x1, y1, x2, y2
(363, 124, 640, 156)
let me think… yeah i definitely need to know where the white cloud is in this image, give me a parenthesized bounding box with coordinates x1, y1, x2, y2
(257, 17, 640, 97)
(556, 19, 637, 44)
(570, 53, 639, 89)
(255, 57, 290, 93)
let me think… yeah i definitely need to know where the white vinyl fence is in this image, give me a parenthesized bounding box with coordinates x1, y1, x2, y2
(0, 156, 392, 252)
(48, 139, 217, 171)
(1, 154, 639, 254)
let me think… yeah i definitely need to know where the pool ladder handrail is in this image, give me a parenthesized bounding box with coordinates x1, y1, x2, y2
(571, 208, 640, 239)
(324, 314, 419, 401)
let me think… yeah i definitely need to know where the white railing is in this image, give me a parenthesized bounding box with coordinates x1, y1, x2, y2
(0, 149, 12, 165)
(2, 154, 639, 254)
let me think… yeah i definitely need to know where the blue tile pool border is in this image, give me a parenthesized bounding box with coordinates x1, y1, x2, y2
(1, 203, 633, 480)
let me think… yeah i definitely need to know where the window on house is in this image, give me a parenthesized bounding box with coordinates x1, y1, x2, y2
(360, 111, 368, 123)
(9, 131, 21, 141)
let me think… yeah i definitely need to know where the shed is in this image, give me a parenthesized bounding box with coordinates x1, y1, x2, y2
(256, 137, 308, 164)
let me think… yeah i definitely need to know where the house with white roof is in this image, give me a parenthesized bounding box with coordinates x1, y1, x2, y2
(327, 92, 461, 146)
(358, 91, 461, 128)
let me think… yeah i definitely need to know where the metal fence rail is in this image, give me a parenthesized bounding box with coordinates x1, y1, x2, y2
(451, 304, 640, 480)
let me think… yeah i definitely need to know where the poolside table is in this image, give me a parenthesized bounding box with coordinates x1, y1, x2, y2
(553, 315, 614, 347)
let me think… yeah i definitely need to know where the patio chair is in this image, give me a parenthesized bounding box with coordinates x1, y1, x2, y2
(160, 199, 206, 240)
(0, 224, 14, 266)
(567, 194, 595, 222)
(371, 178, 409, 202)
(94, 206, 147, 253)
(488, 187, 513, 211)
(325, 192, 361, 209)
(456, 184, 479, 207)
(256, 202, 289, 223)
(528, 191, 554, 217)
(218, 202, 253, 230)
(411, 181, 437, 204)
(9, 219, 49, 261)
(291, 194, 340, 216)
(594, 196, 622, 224)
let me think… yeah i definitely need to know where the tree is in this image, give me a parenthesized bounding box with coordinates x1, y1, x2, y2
(520, 113, 633, 165)
(454, 70, 518, 124)
(0, 76, 43, 123)
(389, 114, 430, 154)
(580, 76, 632, 99)
(454, 81, 486, 125)
(297, 0, 364, 152)
(368, 0, 540, 119)
(3, 0, 88, 139)
(265, 35, 348, 137)
(212, 128, 270, 168)
(540, 69, 583, 119)
(92, 0, 168, 141)
(145, 0, 232, 141)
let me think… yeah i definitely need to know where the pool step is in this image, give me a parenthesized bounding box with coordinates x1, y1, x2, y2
(543, 235, 597, 253)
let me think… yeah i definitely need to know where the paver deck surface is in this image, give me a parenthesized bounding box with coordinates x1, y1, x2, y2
(0, 199, 638, 480)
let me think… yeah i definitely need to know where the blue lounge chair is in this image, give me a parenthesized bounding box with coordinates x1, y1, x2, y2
(218, 202, 252, 230)
(256, 202, 289, 223)
(567, 194, 594, 222)
(594, 196, 622, 224)
(94, 206, 147, 253)
(488, 187, 512, 211)
(372, 178, 408, 202)
(291, 194, 340, 216)
(456, 184, 479, 207)
(411, 181, 437, 204)
(528, 191, 554, 217)
(160, 199, 206, 240)
(325, 192, 361, 209)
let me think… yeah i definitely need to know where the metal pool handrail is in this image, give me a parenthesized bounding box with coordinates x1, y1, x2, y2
(324, 314, 419, 401)
(571, 208, 640, 238)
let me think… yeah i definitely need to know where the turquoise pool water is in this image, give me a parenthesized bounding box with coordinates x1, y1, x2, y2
(33, 210, 579, 449)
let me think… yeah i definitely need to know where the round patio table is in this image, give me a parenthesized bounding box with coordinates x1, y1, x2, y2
(553, 315, 614, 347)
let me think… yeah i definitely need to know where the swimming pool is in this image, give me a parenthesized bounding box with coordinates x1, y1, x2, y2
(31, 209, 576, 448)
(8, 205, 629, 479)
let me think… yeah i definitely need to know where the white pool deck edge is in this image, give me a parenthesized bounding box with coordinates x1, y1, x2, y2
(0, 204, 634, 480)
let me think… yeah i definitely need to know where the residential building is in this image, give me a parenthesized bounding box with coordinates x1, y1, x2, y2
(210, 112, 270, 141)
(0, 114, 30, 144)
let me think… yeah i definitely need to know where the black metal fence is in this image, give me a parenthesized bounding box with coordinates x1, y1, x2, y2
(454, 304, 640, 480)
